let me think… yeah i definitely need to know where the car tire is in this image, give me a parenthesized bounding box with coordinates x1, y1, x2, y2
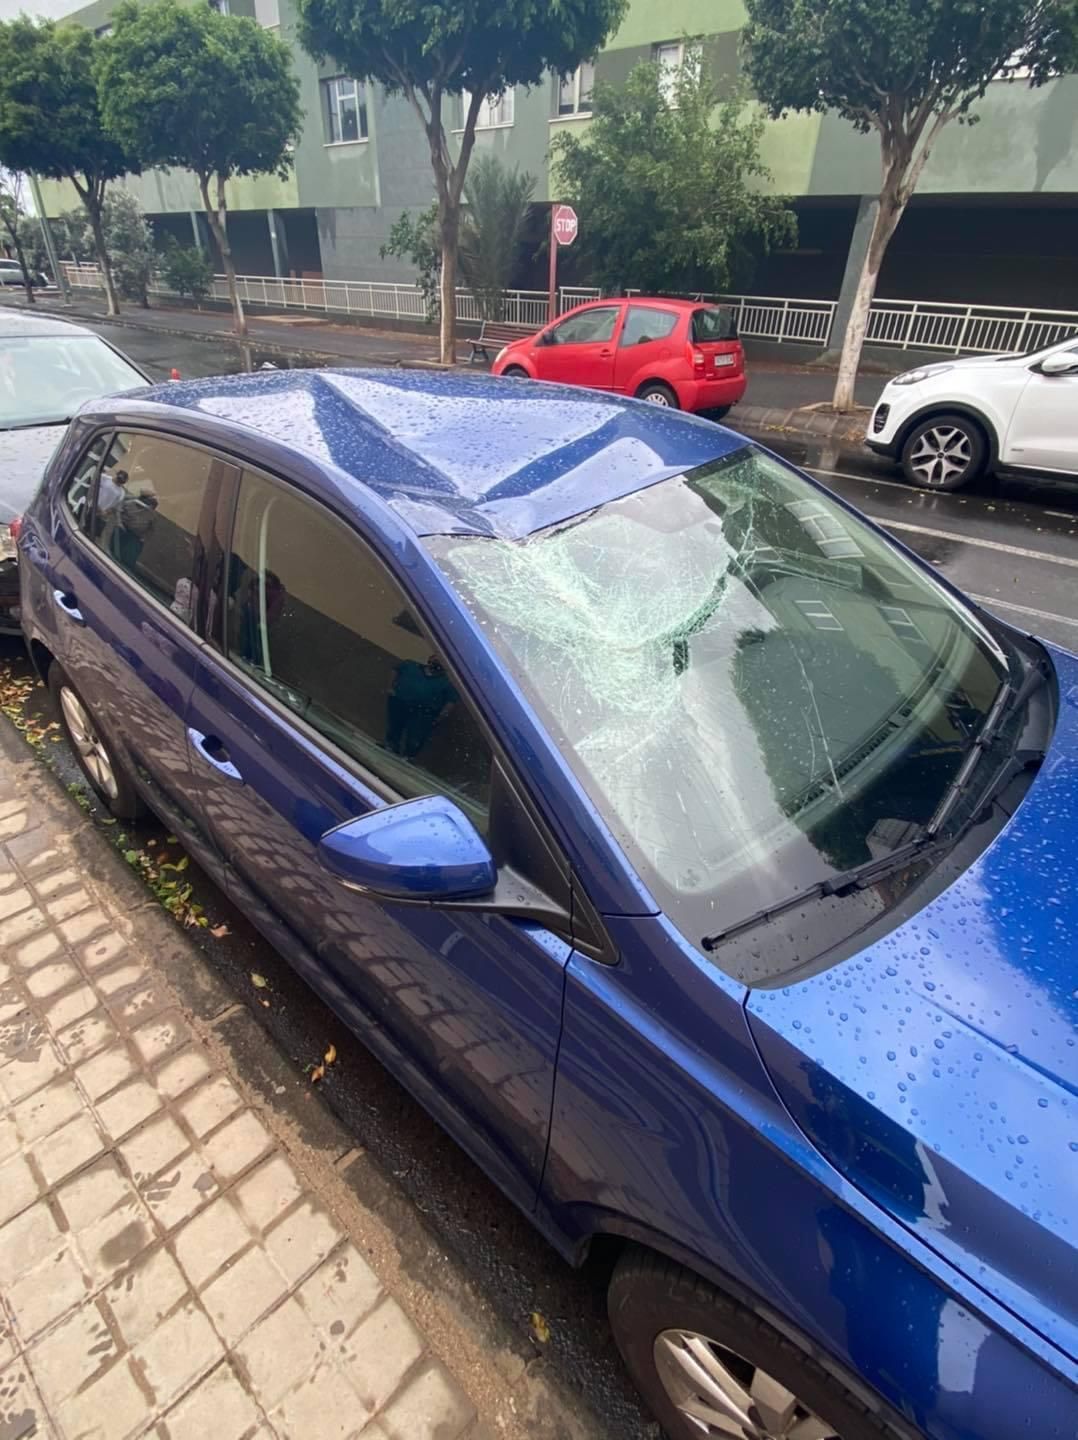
(637, 381, 679, 408)
(608, 1247, 906, 1440)
(710, 405, 732, 420)
(502, 365, 529, 378)
(49, 661, 144, 820)
(900, 413, 986, 491)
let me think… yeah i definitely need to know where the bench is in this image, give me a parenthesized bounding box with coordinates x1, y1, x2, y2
(468, 319, 539, 364)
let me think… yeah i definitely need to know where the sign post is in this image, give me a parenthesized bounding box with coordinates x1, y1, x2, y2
(547, 203, 578, 322)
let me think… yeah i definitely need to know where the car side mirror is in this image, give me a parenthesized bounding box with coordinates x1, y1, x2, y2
(1037, 352, 1078, 377)
(318, 794, 496, 902)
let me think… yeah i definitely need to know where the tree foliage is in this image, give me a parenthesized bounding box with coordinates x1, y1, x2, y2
(0, 18, 137, 315)
(743, 0, 1078, 407)
(103, 190, 155, 306)
(99, 0, 301, 334)
(554, 57, 796, 296)
(296, 0, 627, 361)
(380, 203, 441, 322)
(18, 210, 93, 274)
(0, 169, 37, 303)
(159, 241, 214, 304)
(459, 154, 535, 320)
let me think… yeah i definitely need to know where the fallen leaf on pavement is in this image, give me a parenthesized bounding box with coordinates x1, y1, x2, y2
(251, 972, 268, 988)
(530, 1312, 551, 1344)
(210, 924, 230, 938)
(309, 1063, 326, 1084)
(324, 1043, 337, 1066)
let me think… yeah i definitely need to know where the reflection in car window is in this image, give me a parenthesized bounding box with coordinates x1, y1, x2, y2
(621, 307, 679, 347)
(63, 433, 112, 532)
(433, 447, 1012, 980)
(89, 433, 213, 629)
(550, 307, 619, 345)
(226, 470, 492, 822)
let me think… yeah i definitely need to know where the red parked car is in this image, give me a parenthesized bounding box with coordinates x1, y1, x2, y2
(490, 296, 746, 415)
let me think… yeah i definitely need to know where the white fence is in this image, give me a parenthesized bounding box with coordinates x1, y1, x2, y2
(58, 263, 1078, 357)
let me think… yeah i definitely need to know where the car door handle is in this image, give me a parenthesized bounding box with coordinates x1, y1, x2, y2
(187, 727, 243, 782)
(53, 589, 85, 625)
(599, 348, 612, 356)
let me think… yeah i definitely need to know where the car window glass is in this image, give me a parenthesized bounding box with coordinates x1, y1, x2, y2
(89, 432, 214, 628)
(226, 470, 492, 824)
(550, 307, 619, 345)
(63, 433, 112, 532)
(0, 336, 144, 430)
(691, 308, 737, 343)
(621, 307, 679, 347)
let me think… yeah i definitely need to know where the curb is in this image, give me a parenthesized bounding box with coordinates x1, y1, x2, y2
(734, 402, 868, 445)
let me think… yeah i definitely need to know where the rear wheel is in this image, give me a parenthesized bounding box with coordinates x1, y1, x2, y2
(637, 381, 679, 408)
(608, 1248, 903, 1440)
(900, 413, 986, 491)
(49, 662, 143, 819)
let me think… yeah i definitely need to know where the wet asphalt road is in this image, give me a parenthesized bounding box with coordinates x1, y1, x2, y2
(7, 318, 1078, 1436)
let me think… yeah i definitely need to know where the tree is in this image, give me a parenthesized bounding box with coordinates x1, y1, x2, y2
(159, 241, 214, 305)
(297, 0, 628, 364)
(0, 169, 37, 304)
(744, 0, 1078, 411)
(459, 154, 535, 320)
(554, 55, 795, 297)
(380, 203, 441, 322)
(104, 190, 155, 307)
(18, 210, 93, 274)
(100, 0, 301, 336)
(0, 18, 137, 316)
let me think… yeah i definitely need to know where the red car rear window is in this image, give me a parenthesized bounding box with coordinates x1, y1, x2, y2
(691, 307, 738, 343)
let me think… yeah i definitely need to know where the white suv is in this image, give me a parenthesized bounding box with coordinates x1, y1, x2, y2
(865, 334, 1078, 490)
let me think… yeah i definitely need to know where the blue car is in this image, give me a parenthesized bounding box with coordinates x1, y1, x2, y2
(18, 370, 1077, 1440)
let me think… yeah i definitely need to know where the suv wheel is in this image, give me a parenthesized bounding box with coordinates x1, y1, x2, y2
(901, 413, 986, 491)
(608, 1248, 905, 1440)
(49, 662, 144, 819)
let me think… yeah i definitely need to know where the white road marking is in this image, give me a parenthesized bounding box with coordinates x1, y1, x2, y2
(863, 516, 1078, 569)
(968, 594, 1078, 630)
(1045, 510, 1075, 520)
(805, 464, 912, 494)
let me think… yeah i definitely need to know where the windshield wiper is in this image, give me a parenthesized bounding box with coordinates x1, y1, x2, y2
(702, 661, 1049, 955)
(0, 417, 72, 432)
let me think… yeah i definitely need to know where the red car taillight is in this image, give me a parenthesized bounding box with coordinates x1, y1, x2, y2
(687, 345, 706, 372)
(8, 516, 22, 543)
(170, 368, 181, 381)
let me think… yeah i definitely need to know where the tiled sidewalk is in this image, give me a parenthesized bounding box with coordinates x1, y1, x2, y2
(0, 760, 483, 1439)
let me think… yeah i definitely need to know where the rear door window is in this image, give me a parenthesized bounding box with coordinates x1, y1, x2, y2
(620, 307, 679, 347)
(62, 433, 112, 533)
(692, 307, 737, 342)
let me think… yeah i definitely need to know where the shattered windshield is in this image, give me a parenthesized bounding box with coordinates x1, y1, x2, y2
(431, 446, 1010, 981)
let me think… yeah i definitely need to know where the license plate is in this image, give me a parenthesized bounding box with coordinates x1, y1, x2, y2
(713, 354, 735, 368)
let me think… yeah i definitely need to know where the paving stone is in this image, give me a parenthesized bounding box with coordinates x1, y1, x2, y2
(13, 1079, 83, 1144)
(0, 889, 33, 922)
(160, 1360, 261, 1440)
(233, 1155, 302, 1233)
(76, 1044, 137, 1102)
(45, 888, 92, 923)
(174, 1197, 250, 1290)
(0, 908, 47, 948)
(178, 1076, 243, 1140)
(27, 1300, 117, 1406)
(54, 1356, 150, 1440)
(57, 1156, 138, 1232)
(0, 1316, 14, 1372)
(0, 811, 29, 839)
(77, 1201, 154, 1287)
(0, 1202, 61, 1285)
(114, 981, 165, 1024)
(94, 962, 148, 998)
(32, 868, 79, 899)
(58, 909, 110, 945)
(6, 1245, 89, 1341)
(135, 1300, 222, 1407)
(378, 1364, 475, 1440)
(12, 933, 61, 971)
(263, 1199, 341, 1286)
(137, 1149, 219, 1232)
(0, 1043, 64, 1106)
(202, 1111, 272, 1181)
(33, 1112, 105, 1186)
(55, 1011, 118, 1065)
(0, 1359, 47, 1440)
(105, 1245, 189, 1349)
(24, 962, 78, 1000)
(44, 984, 98, 1034)
(273, 1358, 369, 1440)
(199, 1245, 289, 1345)
(340, 1299, 424, 1415)
(154, 1048, 211, 1100)
(0, 1115, 17, 1164)
(298, 1246, 383, 1343)
(122, 1116, 189, 1183)
(95, 1078, 162, 1141)
(132, 1014, 190, 1066)
(81, 932, 126, 971)
(235, 1296, 322, 1410)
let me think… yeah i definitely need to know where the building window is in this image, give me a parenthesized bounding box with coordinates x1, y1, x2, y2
(207, 0, 229, 13)
(93, 23, 113, 36)
(655, 40, 701, 103)
(254, 0, 279, 26)
(462, 88, 515, 129)
(557, 62, 595, 116)
(322, 76, 368, 144)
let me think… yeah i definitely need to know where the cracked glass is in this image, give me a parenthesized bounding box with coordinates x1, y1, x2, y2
(431, 445, 1011, 981)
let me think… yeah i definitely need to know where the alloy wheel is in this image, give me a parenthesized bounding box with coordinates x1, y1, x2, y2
(644, 390, 672, 405)
(907, 425, 972, 486)
(654, 1329, 839, 1440)
(60, 686, 119, 801)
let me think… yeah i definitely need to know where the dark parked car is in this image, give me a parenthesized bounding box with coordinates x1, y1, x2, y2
(0, 310, 147, 632)
(18, 370, 1078, 1440)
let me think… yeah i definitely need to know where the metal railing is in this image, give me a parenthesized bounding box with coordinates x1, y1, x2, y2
(57, 264, 1078, 356)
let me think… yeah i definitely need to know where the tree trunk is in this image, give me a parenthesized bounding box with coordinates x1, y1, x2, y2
(438, 203, 460, 366)
(832, 168, 907, 412)
(200, 173, 245, 337)
(5, 231, 36, 305)
(83, 192, 120, 318)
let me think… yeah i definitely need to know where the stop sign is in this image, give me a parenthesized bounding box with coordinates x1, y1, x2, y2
(552, 204, 578, 246)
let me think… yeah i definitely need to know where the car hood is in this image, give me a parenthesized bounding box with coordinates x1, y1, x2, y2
(747, 643, 1078, 1362)
(0, 424, 65, 522)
